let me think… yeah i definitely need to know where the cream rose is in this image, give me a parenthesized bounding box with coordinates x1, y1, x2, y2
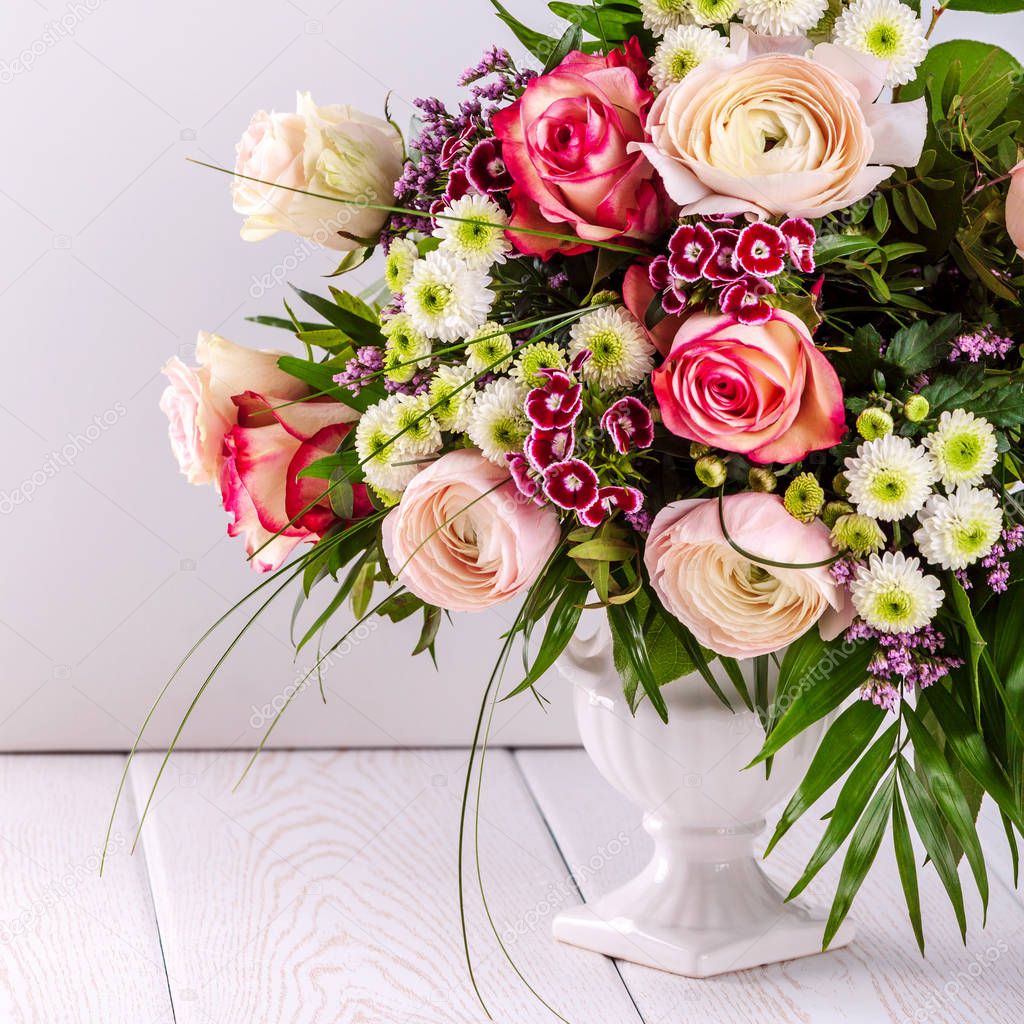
(233, 92, 403, 251)
(381, 450, 561, 612)
(635, 32, 926, 219)
(159, 331, 307, 485)
(645, 493, 853, 659)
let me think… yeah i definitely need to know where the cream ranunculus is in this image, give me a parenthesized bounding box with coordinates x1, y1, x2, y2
(381, 450, 561, 612)
(635, 30, 927, 219)
(232, 92, 404, 251)
(644, 493, 853, 659)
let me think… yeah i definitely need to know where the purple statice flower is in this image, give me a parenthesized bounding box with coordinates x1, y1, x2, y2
(383, 368, 432, 396)
(625, 507, 652, 535)
(949, 329, 1015, 363)
(457, 46, 513, 87)
(333, 347, 384, 396)
(847, 620, 963, 711)
(829, 557, 859, 587)
(979, 524, 1024, 593)
(548, 271, 569, 291)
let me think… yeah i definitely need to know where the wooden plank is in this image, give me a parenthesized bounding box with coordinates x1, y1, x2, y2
(518, 749, 1024, 1024)
(0, 755, 173, 1022)
(129, 749, 643, 1023)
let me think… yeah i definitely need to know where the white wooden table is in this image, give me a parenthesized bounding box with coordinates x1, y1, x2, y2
(0, 750, 1021, 1023)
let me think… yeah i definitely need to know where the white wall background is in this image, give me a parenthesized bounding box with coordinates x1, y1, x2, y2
(1, 1, 1021, 751)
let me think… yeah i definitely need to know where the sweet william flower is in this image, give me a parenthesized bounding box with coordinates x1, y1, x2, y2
(579, 486, 645, 528)
(525, 426, 576, 470)
(601, 397, 655, 454)
(233, 93, 403, 251)
(465, 138, 514, 193)
(524, 371, 583, 431)
(781, 218, 817, 273)
(668, 223, 716, 281)
(735, 223, 787, 277)
(702, 228, 744, 283)
(543, 459, 600, 512)
(719, 277, 776, 325)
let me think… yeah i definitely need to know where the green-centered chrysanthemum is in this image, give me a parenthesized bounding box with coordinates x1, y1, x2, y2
(851, 551, 943, 634)
(568, 306, 654, 391)
(465, 321, 514, 374)
(427, 364, 476, 433)
(844, 435, 937, 521)
(822, 500, 855, 530)
(922, 409, 998, 488)
(382, 312, 432, 382)
(832, 0, 929, 87)
(913, 486, 1004, 570)
(383, 237, 418, 293)
(856, 407, 894, 441)
(651, 24, 729, 89)
(695, 455, 727, 488)
(783, 473, 825, 523)
(513, 341, 567, 388)
(831, 513, 886, 557)
(639, 0, 692, 35)
(691, 0, 738, 25)
(433, 193, 511, 271)
(903, 394, 930, 423)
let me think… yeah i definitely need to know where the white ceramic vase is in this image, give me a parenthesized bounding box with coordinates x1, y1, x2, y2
(552, 616, 855, 978)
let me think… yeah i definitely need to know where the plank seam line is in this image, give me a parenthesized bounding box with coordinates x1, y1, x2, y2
(510, 749, 647, 1024)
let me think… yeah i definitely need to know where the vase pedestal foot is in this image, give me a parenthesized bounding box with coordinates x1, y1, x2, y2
(552, 823, 855, 978)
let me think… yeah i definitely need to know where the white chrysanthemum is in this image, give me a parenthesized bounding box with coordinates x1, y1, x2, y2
(355, 396, 421, 494)
(404, 251, 494, 343)
(691, 0, 740, 26)
(832, 0, 929, 88)
(512, 341, 567, 388)
(383, 237, 419, 293)
(433, 193, 512, 271)
(922, 409, 998, 488)
(652, 24, 730, 89)
(465, 321, 514, 374)
(569, 307, 654, 391)
(844, 435, 938, 522)
(428, 364, 477, 434)
(851, 551, 944, 634)
(913, 486, 1004, 570)
(467, 378, 530, 464)
(639, 0, 694, 34)
(740, 0, 827, 36)
(381, 312, 432, 383)
(391, 393, 442, 457)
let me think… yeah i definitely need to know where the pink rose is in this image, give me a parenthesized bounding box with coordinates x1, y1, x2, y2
(381, 450, 560, 611)
(1007, 161, 1024, 256)
(492, 39, 668, 259)
(652, 309, 846, 464)
(220, 392, 367, 573)
(635, 31, 926, 219)
(159, 331, 308, 485)
(645, 493, 853, 659)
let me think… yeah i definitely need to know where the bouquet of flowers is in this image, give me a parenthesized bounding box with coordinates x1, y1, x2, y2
(142, 0, 1024, 960)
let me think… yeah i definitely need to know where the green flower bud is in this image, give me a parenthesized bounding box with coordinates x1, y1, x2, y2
(903, 394, 930, 423)
(856, 407, 894, 440)
(832, 472, 850, 497)
(831, 513, 886, 557)
(590, 290, 619, 306)
(689, 442, 711, 460)
(695, 455, 728, 488)
(783, 473, 825, 523)
(822, 500, 855, 529)
(747, 467, 778, 493)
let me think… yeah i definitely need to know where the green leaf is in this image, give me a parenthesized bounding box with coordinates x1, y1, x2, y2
(891, 789, 925, 954)
(752, 635, 873, 764)
(787, 723, 898, 900)
(814, 234, 878, 264)
(542, 20, 583, 74)
(945, 0, 1024, 11)
(490, 0, 557, 61)
(903, 704, 989, 916)
(607, 600, 669, 722)
(766, 700, 885, 855)
(898, 756, 968, 941)
(648, 601, 730, 710)
(718, 656, 754, 711)
(277, 355, 386, 414)
(548, 1, 644, 39)
(289, 285, 383, 346)
(823, 770, 895, 948)
(906, 185, 936, 230)
(884, 314, 961, 377)
(568, 537, 637, 561)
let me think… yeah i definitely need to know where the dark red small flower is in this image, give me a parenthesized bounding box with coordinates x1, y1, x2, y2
(542, 458, 599, 511)
(526, 426, 575, 470)
(569, 349, 592, 374)
(662, 282, 688, 315)
(429, 166, 472, 221)
(601, 397, 654, 454)
(668, 223, 715, 282)
(524, 371, 582, 430)
(781, 217, 816, 273)
(466, 138, 514, 193)
(506, 453, 545, 506)
(703, 228, 744, 283)
(720, 278, 776, 325)
(439, 124, 476, 169)
(736, 223, 787, 277)
(648, 255, 672, 291)
(579, 485, 645, 528)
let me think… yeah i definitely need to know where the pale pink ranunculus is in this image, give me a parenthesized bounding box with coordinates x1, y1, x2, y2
(1007, 161, 1024, 256)
(652, 308, 846, 464)
(220, 392, 367, 573)
(492, 39, 669, 259)
(159, 331, 308, 486)
(634, 30, 927, 219)
(233, 92, 403, 251)
(381, 450, 561, 611)
(645, 493, 853, 659)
